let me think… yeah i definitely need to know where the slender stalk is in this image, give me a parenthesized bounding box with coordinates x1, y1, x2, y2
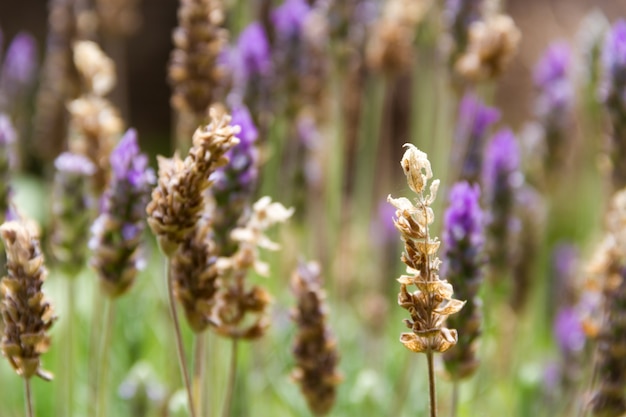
(222, 338, 239, 417)
(427, 349, 437, 417)
(96, 298, 115, 417)
(24, 378, 34, 417)
(451, 379, 459, 417)
(165, 258, 197, 417)
(88, 280, 104, 411)
(66, 277, 76, 416)
(192, 333, 206, 416)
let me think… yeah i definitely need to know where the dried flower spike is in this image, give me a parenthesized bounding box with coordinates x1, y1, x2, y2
(147, 108, 240, 255)
(0, 220, 56, 381)
(455, 14, 521, 82)
(388, 144, 464, 354)
(291, 260, 341, 416)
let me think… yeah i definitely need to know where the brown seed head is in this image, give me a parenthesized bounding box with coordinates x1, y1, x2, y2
(0, 221, 56, 381)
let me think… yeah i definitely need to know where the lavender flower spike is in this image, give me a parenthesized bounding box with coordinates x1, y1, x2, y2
(601, 20, 626, 189)
(51, 152, 96, 275)
(0, 33, 38, 107)
(272, 0, 311, 40)
(237, 22, 271, 81)
(483, 129, 522, 272)
(90, 128, 155, 297)
(442, 181, 484, 379)
(210, 104, 259, 256)
(533, 42, 573, 175)
(455, 93, 500, 183)
(0, 114, 15, 223)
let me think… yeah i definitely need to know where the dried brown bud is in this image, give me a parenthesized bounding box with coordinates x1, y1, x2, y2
(291, 261, 341, 416)
(146, 108, 240, 255)
(0, 221, 56, 381)
(455, 14, 521, 82)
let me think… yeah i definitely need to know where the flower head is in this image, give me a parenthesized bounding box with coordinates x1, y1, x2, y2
(272, 0, 311, 39)
(236, 22, 271, 80)
(0, 32, 38, 100)
(601, 19, 626, 106)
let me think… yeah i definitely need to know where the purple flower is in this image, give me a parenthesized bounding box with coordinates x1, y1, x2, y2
(272, 0, 311, 39)
(534, 42, 570, 87)
(554, 308, 585, 354)
(54, 152, 96, 176)
(90, 128, 154, 297)
(372, 199, 397, 247)
(482, 129, 522, 269)
(456, 93, 500, 183)
(534, 42, 573, 130)
(0, 113, 16, 145)
(602, 20, 626, 102)
(0, 33, 38, 98)
(444, 182, 484, 249)
(237, 22, 271, 80)
(0, 113, 14, 221)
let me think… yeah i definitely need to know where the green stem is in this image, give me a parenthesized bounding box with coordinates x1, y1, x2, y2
(165, 258, 197, 417)
(193, 333, 206, 417)
(88, 279, 104, 412)
(24, 378, 34, 417)
(66, 277, 76, 416)
(96, 298, 115, 417)
(451, 379, 459, 417)
(427, 349, 437, 417)
(222, 338, 239, 417)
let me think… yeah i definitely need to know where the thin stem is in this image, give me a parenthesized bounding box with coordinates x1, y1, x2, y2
(88, 279, 104, 411)
(24, 378, 34, 417)
(427, 349, 437, 417)
(222, 338, 239, 417)
(96, 298, 115, 417)
(66, 277, 76, 417)
(192, 333, 206, 417)
(451, 379, 459, 417)
(166, 258, 197, 417)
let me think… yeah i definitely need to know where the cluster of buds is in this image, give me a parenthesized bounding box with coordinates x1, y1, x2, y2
(366, 0, 429, 74)
(211, 196, 293, 339)
(168, 0, 228, 118)
(291, 260, 341, 416)
(90, 129, 154, 297)
(388, 144, 464, 354)
(0, 221, 56, 381)
(67, 41, 123, 194)
(455, 14, 521, 82)
(147, 108, 240, 255)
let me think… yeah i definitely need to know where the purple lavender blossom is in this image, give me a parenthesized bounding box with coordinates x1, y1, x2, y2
(51, 152, 96, 274)
(0, 114, 15, 221)
(552, 244, 579, 303)
(482, 129, 522, 270)
(90, 128, 155, 297)
(601, 19, 626, 105)
(372, 199, 397, 248)
(272, 0, 311, 40)
(210, 105, 259, 256)
(554, 308, 585, 354)
(534, 42, 573, 131)
(237, 23, 271, 80)
(0, 33, 38, 103)
(456, 93, 500, 183)
(442, 181, 484, 379)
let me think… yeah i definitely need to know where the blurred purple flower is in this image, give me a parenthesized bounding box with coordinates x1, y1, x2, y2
(237, 22, 271, 80)
(90, 128, 154, 296)
(0, 113, 14, 222)
(601, 19, 626, 103)
(482, 129, 522, 269)
(0, 33, 38, 97)
(373, 199, 397, 247)
(534, 42, 573, 130)
(444, 182, 484, 249)
(0, 113, 16, 145)
(456, 93, 500, 183)
(54, 152, 96, 176)
(272, 0, 311, 39)
(554, 308, 586, 354)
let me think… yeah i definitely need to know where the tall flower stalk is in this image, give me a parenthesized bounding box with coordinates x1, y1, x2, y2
(441, 182, 484, 416)
(387, 144, 464, 417)
(147, 109, 239, 417)
(0, 220, 57, 417)
(89, 129, 154, 417)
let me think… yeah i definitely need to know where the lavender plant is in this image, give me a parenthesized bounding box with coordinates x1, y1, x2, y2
(600, 19, 626, 190)
(388, 144, 464, 417)
(0, 33, 38, 114)
(441, 182, 484, 415)
(0, 220, 57, 417)
(0, 114, 16, 223)
(482, 129, 522, 275)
